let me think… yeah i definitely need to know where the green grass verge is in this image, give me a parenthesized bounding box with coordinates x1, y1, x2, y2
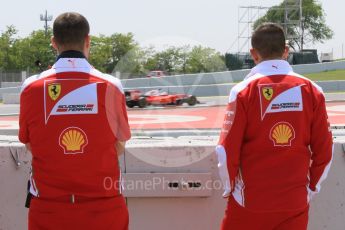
(304, 69, 345, 81)
(232, 69, 345, 83)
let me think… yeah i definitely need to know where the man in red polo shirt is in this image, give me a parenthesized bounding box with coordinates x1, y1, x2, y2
(19, 12, 131, 230)
(216, 23, 333, 229)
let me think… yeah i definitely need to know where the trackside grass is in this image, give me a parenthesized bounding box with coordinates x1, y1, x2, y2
(304, 69, 345, 81)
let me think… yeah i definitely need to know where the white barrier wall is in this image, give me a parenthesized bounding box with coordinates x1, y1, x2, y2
(0, 82, 22, 88)
(2, 80, 345, 104)
(1, 61, 345, 103)
(3, 94, 20, 104)
(293, 61, 345, 74)
(0, 136, 344, 230)
(121, 60, 345, 88)
(0, 87, 21, 102)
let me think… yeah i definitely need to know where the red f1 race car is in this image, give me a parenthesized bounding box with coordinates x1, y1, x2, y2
(125, 89, 198, 108)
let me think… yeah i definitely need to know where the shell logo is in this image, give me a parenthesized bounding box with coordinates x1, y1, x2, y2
(269, 122, 295, 147)
(59, 127, 88, 154)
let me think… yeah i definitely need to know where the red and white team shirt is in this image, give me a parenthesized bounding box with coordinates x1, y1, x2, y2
(216, 60, 333, 212)
(19, 52, 131, 198)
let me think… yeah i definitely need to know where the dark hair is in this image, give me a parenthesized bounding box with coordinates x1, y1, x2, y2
(251, 23, 286, 59)
(53, 12, 90, 48)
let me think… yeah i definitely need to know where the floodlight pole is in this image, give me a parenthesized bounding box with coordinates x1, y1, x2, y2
(284, 1, 288, 37)
(40, 10, 53, 37)
(300, 0, 303, 51)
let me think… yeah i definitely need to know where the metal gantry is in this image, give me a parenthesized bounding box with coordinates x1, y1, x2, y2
(235, 0, 303, 54)
(282, 0, 303, 50)
(237, 6, 270, 54)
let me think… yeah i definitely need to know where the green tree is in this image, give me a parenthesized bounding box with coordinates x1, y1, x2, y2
(146, 46, 189, 74)
(114, 46, 150, 78)
(224, 53, 243, 70)
(185, 46, 226, 73)
(89, 33, 138, 73)
(141, 46, 158, 72)
(89, 35, 112, 73)
(143, 45, 226, 74)
(0, 25, 18, 70)
(0, 27, 55, 72)
(254, 0, 333, 50)
(13, 29, 55, 72)
(0, 27, 230, 76)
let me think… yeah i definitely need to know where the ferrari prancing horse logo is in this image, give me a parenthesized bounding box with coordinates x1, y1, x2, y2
(262, 87, 273, 101)
(48, 83, 61, 101)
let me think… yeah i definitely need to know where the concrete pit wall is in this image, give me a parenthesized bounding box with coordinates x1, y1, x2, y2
(0, 136, 344, 230)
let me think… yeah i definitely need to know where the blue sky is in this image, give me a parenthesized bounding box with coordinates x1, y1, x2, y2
(0, 0, 343, 58)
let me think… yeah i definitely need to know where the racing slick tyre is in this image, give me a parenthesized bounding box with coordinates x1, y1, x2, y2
(187, 96, 197, 106)
(126, 101, 135, 108)
(138, 97, 148, 108)
(176, 99, 183, 106)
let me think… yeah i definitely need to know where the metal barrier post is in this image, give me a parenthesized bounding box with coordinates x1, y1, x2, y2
(21, 71, 26, 82)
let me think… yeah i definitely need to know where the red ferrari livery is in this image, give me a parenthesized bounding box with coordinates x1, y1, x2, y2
(125, 89, 198, 108)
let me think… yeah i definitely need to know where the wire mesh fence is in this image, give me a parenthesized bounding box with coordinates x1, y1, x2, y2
(0, 71, 23, 83)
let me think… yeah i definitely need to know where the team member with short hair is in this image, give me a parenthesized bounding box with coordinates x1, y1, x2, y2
(19, 12, 131, 230)
(216, 23, 333, 230)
